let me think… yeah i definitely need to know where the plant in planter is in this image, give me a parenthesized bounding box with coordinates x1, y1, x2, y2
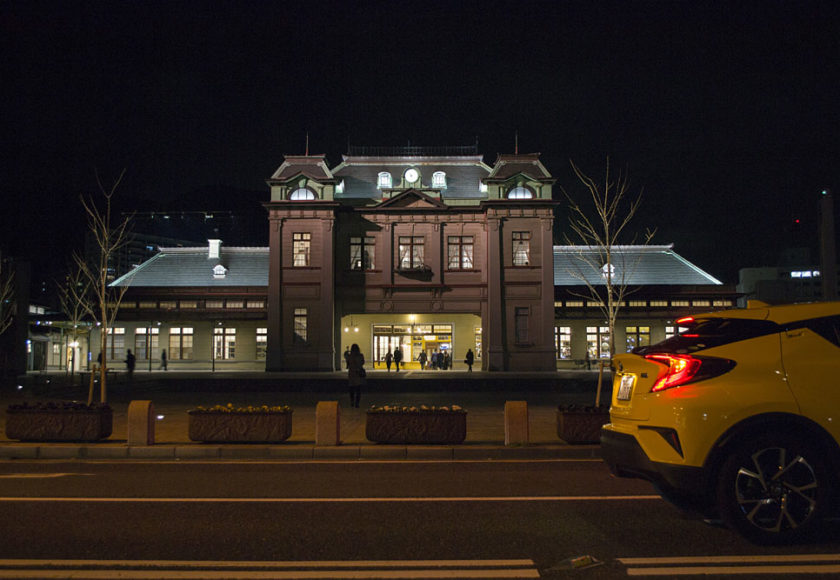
(5, 401, 113, 442)
(187, 403, 292, 443)
(366, 405, 467, 444)
(556, 403, 610, 444)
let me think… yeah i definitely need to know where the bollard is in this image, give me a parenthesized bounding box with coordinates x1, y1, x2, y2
(315, 401, 341, 446)
(504, 400, 529, 445)
(127, 400, 155, 446)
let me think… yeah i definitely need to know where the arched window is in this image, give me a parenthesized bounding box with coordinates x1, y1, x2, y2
(432, 171, 447, 188)
(507, 186, 533, 199)
(289, 188, 316, 200)
(378, 172, 392, 188)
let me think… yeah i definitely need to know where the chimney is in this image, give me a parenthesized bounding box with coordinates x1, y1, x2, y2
(208, 239, 222, 260)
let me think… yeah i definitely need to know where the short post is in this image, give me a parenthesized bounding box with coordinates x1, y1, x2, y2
(315, 401, 340, 446)
(504, 401, 529, 445)
(127, 400, 155, 446)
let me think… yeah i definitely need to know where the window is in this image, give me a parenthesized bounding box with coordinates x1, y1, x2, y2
(169, 327, 194, 360)
(225, 300, 244, 309)
(335, 180, 344, 194)
(350, 236, 375, 270)
(106, 327, 125, 361)
(293, 232, 311, 267)
(512, 232, 531, 266)
(179, 300, 197, 309)
(626, 326, 651, 352)
(628, 300, 647, 307)
(256, 328, 267, 360)
(586, 326, 611, 359)
(214, 327, 236, 360)
(692, 300, 711, 307)
(556, 327, 571, 359)
(289, 188, 315, 200)
(377, 172, 392, 188)
(515, 307, 530, 343)
(474, 327, 482, 359)
(432, 171, 447, 188)
(507, 186, 533, 199)
(159, 301, 176, 309)
(294, 308, 308, 343)
(135, 327, 160, 360)
(565, 300, 584, 308)
(447, 236, 474, 269)
(601, 263, 616, 280)
(650, 300, 668, 307)
(399, 236, 425, 269)
(246, 300, 265, 309)
(206, 300, 223, 309)
(671, 300, 690, 307)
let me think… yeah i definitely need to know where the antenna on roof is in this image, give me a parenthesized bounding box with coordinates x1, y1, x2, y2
(305, 132, 310, 156)
(515, 130, 519, 155)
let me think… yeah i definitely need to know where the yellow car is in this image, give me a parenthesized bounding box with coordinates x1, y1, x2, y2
(601, 301, 840, 544)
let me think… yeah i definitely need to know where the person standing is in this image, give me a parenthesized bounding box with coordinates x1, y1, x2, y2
(125, 349, 136, 381)
(393, 346, 402, 372)
(385, 350, 393, 372)
(160, 349, 168, 371)
(465, 348, 474, 372)
(346, 343, 366, 408)
(343, 346, 351, 369)
(417, 350, 427, 370)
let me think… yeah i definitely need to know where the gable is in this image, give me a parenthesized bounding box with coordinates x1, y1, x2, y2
(376, 189, 448, 210)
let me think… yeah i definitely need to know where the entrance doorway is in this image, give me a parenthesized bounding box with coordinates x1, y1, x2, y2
(372, 323, 452, 369)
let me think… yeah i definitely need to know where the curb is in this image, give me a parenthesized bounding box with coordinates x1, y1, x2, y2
(0, 442, 601, 461)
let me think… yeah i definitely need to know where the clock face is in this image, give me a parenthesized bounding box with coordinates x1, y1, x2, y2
(404, 169, 419, 183)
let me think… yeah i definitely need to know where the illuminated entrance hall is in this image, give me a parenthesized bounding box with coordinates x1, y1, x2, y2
(340, 314, 482, 370)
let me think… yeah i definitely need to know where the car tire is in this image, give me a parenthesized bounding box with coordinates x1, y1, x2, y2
(715, 434, 830, 544)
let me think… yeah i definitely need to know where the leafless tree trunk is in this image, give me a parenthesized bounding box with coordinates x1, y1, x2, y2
(562, 158, 655, 405)
(72, 169, 135, 404)
(0, 252, 14, 338)
(58, 262, 93, 392)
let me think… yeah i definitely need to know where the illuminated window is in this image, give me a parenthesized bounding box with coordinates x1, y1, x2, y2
(479, 181, 488, 193)
(447, 236, 474, 269)
(692, 300, 711, 307)
(294, 308, 308, 343)
(555, 327, 571, 359)
(293, 232, 311, 267)
(335, 180, 344, 194)
(649, 300, 668, 307)
(586, 326, 610, 359)
(713, 300, 733, 307)
(256, 328, 267, 360)
(179, 300, 197, 309)
(378, 172, 392, 188)
(399, 236, 425, 269)
(625, 326, 650, 352)
(246, 300, 265, 309)
(507, 186, 533, 199)
(601, 263, 616, 279)
(214, 327, 236, 360)
(289, 188, 315, 200)
(206, 300, 223, 309)
(105, 327, 125, 361)
(671, 300, 689, 307)
(512, 232, 531, 266)
(169, 327, 194, 360)
(225, 300, 244, 309)
(432, 171, 447, 188)
(565, 300, 584, 307)
(350, 236, 376, 270)
(135, 327, 160, 360)
(159, 301, 176, 309)
(628, 300, 646, 307)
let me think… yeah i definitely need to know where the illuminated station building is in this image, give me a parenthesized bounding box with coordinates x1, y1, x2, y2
(105, 145, 731, 372)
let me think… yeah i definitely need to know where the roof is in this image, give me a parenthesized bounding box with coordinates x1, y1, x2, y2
(485, 153, 554, 183)
(554, 245, 722, 286)
(111, 246, 269, 287)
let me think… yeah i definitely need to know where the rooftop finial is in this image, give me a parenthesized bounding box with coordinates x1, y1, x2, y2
(515, 130, 519, 155)
(305, 131, 310, 156)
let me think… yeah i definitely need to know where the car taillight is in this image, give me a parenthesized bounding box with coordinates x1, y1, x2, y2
(644, 353, 735, 392)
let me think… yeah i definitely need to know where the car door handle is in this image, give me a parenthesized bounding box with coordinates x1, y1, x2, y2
(786, 330, 805, 338)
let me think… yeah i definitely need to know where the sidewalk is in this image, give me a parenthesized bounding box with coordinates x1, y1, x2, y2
(0, 370, 610, 461)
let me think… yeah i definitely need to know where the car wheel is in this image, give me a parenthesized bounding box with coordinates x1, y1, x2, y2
(716, 434, 829, 544)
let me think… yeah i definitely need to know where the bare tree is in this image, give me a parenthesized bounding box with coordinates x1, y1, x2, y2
(0, 252, 14, 338)
(562, 159, 654, 403)
(57, 262, 93, 393)
(72, 169, 135, 403)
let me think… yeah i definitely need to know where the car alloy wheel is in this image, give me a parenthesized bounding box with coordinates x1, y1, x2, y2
(716, 435, 828, 544)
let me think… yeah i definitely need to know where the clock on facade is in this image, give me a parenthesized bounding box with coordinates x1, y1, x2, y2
(404, 168, 419, 183)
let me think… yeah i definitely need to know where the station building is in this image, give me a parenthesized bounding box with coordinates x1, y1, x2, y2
(101, 145, 732, 373)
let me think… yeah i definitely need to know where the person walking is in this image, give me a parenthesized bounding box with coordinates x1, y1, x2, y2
(125, 349, 136, 381)
(417, 350, 427, 370)
(343, 346, 351, 369)
(393, 346, 402, 372)
(160, 349, 168, 371)
(346, 343, 365, 408)
(384, 350, 393, 372)
(465, 348, 474, 372)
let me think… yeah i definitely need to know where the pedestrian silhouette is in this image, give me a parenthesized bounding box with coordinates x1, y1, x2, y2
(346, 343, 365, 408)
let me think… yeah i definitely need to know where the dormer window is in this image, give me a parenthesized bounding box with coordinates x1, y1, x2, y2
(479, 181, 488, 193)
(289, 187, 316, 200)
(432, 171, 447, 188)
(335, 179, 345, 194)
(212, 264, 228, 279)
(378, 172, 392, 189)
(507, 186, 533, 199)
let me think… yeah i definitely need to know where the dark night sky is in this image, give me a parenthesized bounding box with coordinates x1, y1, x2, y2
(1, 0, 838, 292)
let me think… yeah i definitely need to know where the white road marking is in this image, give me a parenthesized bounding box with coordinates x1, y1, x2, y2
(619, 554, 840, 564)
(0, 494, 660, 503)
(620, 554, 840, 576)
(626, 564, 840, 576)
(0, 473, 92, 479)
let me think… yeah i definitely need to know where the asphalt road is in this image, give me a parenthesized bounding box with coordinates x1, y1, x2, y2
(0, 459, 839, 578)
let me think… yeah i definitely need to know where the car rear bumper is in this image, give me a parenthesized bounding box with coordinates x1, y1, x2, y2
(600, 427, 710, 500)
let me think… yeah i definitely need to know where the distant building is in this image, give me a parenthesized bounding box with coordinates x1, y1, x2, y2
(95, 145, 736, 373)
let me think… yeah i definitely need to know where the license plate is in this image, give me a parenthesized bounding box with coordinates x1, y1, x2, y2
(617, 374, 635, 400)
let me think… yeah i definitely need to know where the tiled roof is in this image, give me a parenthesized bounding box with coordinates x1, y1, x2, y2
(485, 153, 553, 182)
(268, 155, 334, 182)
(554, 245, 722, 286)
(111, 247, 269, 287)
(332, 155, 491, 200)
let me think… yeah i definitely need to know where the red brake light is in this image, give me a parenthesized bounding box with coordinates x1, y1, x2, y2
(645, 354, 703, 392)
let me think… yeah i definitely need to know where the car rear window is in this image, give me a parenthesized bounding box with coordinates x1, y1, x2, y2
(787, 315, 840, 347)
(635, 318, 781, 354)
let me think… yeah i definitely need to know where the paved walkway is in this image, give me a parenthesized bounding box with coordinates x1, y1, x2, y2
(0, 370, 611, 460)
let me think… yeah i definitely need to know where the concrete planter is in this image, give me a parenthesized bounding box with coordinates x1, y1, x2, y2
(5, 405, 113, 442)
(366, 411, 467, 444)
(556, 407, 610, 444)
(188, 411, 292, 442)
